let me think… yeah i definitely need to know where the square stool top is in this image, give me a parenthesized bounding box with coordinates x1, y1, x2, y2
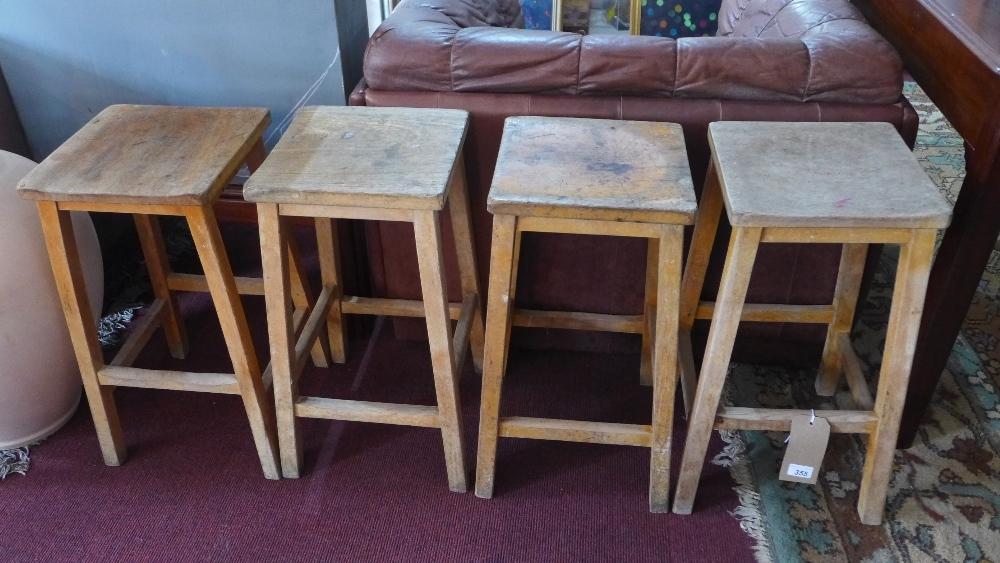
(488, 117, 697, 224)
(243, 106, 469, 210)
(17, 104, 269, 205)
(708, 121, 952, 229)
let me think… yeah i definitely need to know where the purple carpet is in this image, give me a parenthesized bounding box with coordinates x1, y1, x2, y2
(1, 229, 753, 561)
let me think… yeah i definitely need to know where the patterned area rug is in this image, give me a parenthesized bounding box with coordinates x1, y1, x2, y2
(716, 84, 1000, 561)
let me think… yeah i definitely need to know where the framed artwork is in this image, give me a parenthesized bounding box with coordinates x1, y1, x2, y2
(553, 0, 641, 35)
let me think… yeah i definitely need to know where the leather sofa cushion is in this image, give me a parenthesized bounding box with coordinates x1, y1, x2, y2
(365, 0, 902, 104)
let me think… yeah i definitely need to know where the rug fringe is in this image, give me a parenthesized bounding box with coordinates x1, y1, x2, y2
(0, 446, 30, 480)
(713, 429, 774, 563)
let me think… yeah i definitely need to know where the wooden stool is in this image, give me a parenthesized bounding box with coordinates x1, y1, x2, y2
(473, 117, 697, 512)
(671, 122, 952, 524)
(244, 106, 484, 491)
(16, 104, 330, 480)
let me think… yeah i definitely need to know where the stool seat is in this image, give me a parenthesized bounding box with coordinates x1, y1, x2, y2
(709, 121, 952, 229)
(17, 105, 268, 205)
(244, 106, 469, 210)
(488, 117, 697, 224)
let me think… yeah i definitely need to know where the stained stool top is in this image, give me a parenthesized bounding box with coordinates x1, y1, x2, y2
(708, 121, 953, 229)
(244, 106, 469, 210)
(488, 117, 697, 224)
(17, 104, 269, 205)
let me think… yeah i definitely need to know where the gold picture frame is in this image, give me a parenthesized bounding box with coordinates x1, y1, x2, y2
(552, 0, 641, 36)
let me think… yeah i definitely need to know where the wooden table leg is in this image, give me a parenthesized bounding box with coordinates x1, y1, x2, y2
(816, 243, 868, 396)
(259, 203, 303, 478)
(858, 229, 936, 524)
(649, 225, 683, 512)
(186, 204, 280, 480)
(287, 234, 332, 368)
(899, 157, 1000, 447)
(134, 214, 189, 360)
(474, 214, 518, 499)
(38, 201, 127, 466)
(316, 218, 347, 364)
(677, 162, 725, 415)
(673, 226, 762, 514)
(640, 238, 659, 387)
(414, 209, 468, 493)
(448, 157, 486, 374)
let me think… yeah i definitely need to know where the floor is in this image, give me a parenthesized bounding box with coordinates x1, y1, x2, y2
(0, 285, 753, 561)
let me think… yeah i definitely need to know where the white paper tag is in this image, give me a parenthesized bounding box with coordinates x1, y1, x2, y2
(786, 463, 814, 480)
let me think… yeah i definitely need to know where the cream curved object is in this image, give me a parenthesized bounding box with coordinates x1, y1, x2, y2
(0, 150, 104, 448)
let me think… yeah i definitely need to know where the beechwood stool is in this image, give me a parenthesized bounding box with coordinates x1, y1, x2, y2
(474, 117, 697, 512)
(244, 106, 485, 492)
(671, 122, 952, 524)
(16, 104, 332, 480)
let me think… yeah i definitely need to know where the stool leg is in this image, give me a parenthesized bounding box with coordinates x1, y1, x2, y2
(244, 137, 332, 368)
(501, 227, 523, 378)
(37, 202, 127, 466)
(134, 214, 188, 359)
(185, 205, 280, 480)
(677, 162, 726, 415)
(649, 225, 683, 512)
(287, 234, 332, 368)
(448, 158, 486, 374)
(315, 218, 347, 364)
(640, 238, 659, 387)
(414, 209, 468, 492)
(259, 204, 303, 478)
(857, 230, 935, 525)
(816, 243, 868, 396)
(673, 226, 762, 515)
(474, 214, 518, 499)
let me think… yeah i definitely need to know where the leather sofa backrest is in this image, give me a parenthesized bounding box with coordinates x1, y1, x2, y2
(365, 0, 903, 104)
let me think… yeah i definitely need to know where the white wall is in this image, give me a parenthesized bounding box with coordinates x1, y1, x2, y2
(0, 0, 349, 158)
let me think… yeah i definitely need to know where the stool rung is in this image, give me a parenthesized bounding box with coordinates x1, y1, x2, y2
(110, 299, 166, 367)
(98, 366, 240, 394)
(714, 407, 876, 433)
(341, 296, 463, 320)
(695, 302, 835, 324)
(511, 309, 645, 334)
(452, 295, 477, 373)
(167, 273, 265, 296)
(498, 417, 652, 447)
(294, 397, 440, 428)
(294, 284, 335, 373)
(839, 334, 875, 410)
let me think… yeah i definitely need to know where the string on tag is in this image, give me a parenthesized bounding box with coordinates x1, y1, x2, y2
(786, 409, 818, 443)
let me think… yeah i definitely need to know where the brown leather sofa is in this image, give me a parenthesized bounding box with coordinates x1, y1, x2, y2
(350, 0, 919, 363)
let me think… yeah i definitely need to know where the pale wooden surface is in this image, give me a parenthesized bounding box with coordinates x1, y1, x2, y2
(414, 210, 469, 492)
(673, 226, 763, 515)
(243, 106, 469, 210)
(857, 229, 936, 524)
(259, 203, 303, 478)
(648, 224, 683, 512)
(37, 202, 126, 466)
(488, 117, 697, 224)
(474, 214, 518, 499)
(816, 244, 869, 396)
(185, 205, 280, 480)
(18, 105, 268, 204)
(708, 122, 953, 229)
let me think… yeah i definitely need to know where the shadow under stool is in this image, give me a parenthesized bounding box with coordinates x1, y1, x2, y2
(473, 117, 697, 512)
(671, 121, 952, 525)
(244, 106, 485, 492)
(16, 104, 332, 480)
